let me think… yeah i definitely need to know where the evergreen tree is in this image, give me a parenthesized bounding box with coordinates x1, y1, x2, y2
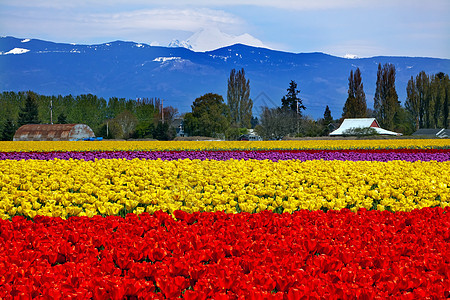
(153, 121, 175, 141)
(374, 63, 400, 130)
(18, 92, 40, 126)
(227, 68, 252, 128)
(133, 97, 161, 124)
(342, 68, 367, 119)
(322, 105, 334, 136)
(132, 121, 155, 139)
(323, 105, 333, 126)
(1, 118, 16, 141)
(281, 80, 306, 115)
(250, 116, 259, 129)
(72, 94, 107, 132)
(57, 112, 68, 124)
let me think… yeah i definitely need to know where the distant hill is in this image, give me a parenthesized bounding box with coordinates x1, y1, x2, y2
(1, 36, 449, 119)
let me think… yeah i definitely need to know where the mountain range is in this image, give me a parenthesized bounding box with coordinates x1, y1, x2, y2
(1, 36, 449, 119)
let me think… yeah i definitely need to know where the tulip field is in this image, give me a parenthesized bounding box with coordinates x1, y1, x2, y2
(0, 139, 449, 299)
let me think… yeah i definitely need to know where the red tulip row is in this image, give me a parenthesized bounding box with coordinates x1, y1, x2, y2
(1, 208, 449, 299)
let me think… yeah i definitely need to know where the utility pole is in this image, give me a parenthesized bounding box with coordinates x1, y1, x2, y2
(161, 99, 164, 124)
(296, 98, 299, 135)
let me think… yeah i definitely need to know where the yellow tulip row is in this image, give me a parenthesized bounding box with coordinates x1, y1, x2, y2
(0, 139, 449, 152)
(0, 158, 448, 219)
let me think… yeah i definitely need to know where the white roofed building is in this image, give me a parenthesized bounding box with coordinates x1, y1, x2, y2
(329, 118, 402, 136)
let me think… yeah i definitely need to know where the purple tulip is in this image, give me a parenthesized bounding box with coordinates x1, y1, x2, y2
(0, 150, 448, 162)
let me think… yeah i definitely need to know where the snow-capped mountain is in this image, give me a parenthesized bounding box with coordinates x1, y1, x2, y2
(0, 36, 448, 118)
(168, 39, 193, 50)
(168, 28, 267, 52)
(344, 54, 359, 59)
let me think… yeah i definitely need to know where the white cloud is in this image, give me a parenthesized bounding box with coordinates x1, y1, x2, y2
(0, 6, 247, 45)
(5, 0, 448, 11)
(91, 8, 243, 32)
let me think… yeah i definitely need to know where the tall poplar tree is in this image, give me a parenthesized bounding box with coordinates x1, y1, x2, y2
(415, 71, 430, 128)
(409, 71, 449, 129)
(374, 63, 399, 130)
(430, 72, 447, 128)
(406, 76, 420, 131)
(342, 68, 367, 119)
(227, 68, 253, 128)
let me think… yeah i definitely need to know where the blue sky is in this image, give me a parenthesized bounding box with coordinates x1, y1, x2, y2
(1, 0, 449, 58)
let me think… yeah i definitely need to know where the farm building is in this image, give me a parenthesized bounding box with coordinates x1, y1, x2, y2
(13, 124, 96, 141)
(329, 118, 402, 136)
(172, 118, 185, 137)
(238, 133, 263, 141)
(412, 128, 449, 138)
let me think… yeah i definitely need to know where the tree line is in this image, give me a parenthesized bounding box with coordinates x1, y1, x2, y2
(0, 68, 255, 141)
(255, 64, 449, 139)
(406, 71, 449, 130)
(1, 66, 448, 141)
(0, 91, 178, 141)
(340, 64, 449, 134)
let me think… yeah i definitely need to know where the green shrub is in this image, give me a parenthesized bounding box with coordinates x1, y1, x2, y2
(342, 127, 378, 136)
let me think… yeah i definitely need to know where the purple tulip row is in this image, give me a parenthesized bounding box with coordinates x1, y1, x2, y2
(0, 150, 449, 162)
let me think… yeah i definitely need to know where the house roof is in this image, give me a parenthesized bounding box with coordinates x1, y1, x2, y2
(13, 124, 95, 141)
(413, 128, 449, 137)
(329, 118, 402, 136)
(172, 118, 184, 127)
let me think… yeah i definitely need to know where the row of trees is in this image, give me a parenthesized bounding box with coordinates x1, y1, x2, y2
(182, 71, 323, 140)
(256, 64, 448, 139)
(1, 66, 448, 141)
(0, 68, 256, 141)
(0, 91, 178, 141)
(406, 71, 449, 130)
(338, 64, 449, 135)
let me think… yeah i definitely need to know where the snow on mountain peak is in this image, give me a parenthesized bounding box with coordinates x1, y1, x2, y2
(344, 53, 358, 59)
(168, 39, 193, 50)
(168, 27, 267, 52)
(153, 56, 181, 63)
(0, 48, 30, 55)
